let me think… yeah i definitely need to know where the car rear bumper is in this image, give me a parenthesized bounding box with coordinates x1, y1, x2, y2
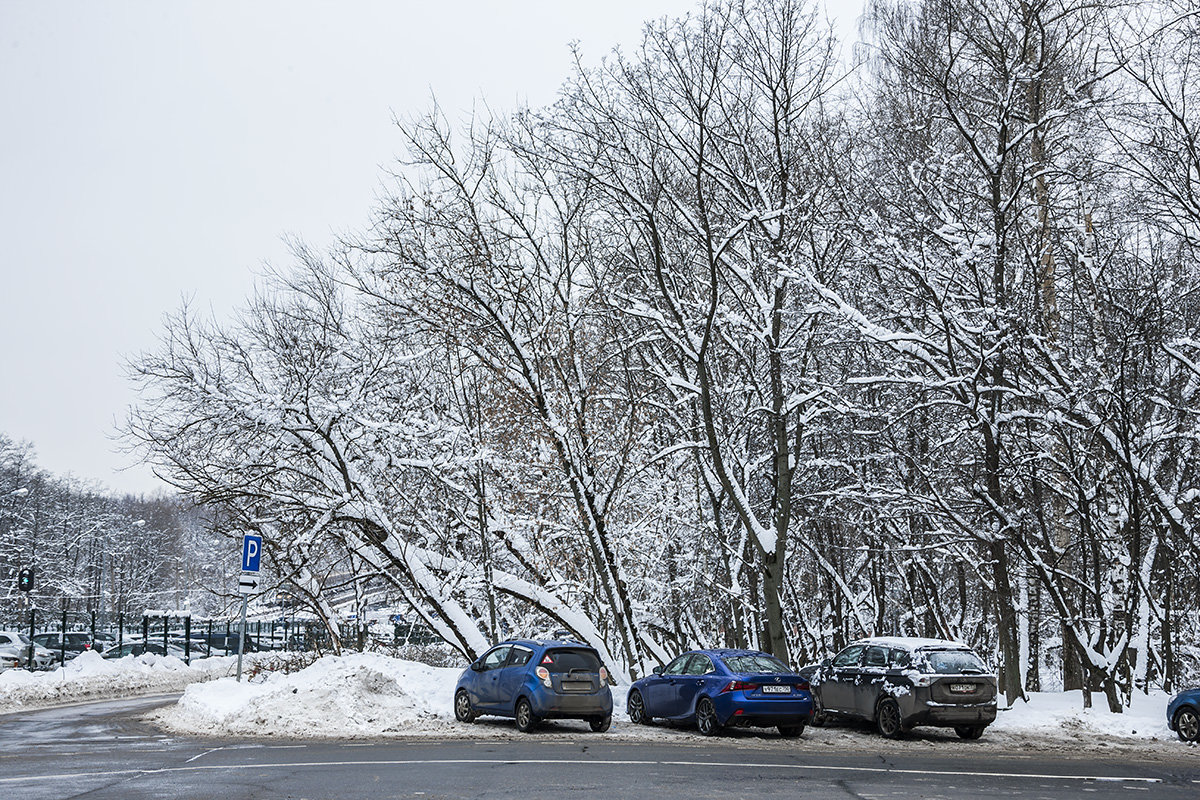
(712, 692, 814, 726)
(904, 701, 997, 727)
(529, 690, 613, 719)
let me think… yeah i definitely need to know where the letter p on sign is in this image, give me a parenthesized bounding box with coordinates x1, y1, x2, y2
(242, 534, 263, 573)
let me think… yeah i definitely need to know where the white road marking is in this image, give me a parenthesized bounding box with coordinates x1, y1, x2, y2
(184, 747, 224, 764)
(0, 757, 1166, 785)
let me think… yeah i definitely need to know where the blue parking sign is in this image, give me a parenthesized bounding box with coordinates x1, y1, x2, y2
(242, 534, 262, 573)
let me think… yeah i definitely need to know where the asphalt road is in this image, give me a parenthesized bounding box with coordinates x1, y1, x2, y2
(1, 697, 1198, 799)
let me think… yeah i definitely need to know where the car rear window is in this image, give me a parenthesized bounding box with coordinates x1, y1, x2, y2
(721, 655, 790, 674)
(540, 648, 601, 673)
(922, 649, 987, 674)
(65, 634, 91, 645)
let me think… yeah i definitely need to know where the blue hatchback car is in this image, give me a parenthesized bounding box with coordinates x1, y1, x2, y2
(1167, 686, 1200, 742)
(454, 639, 613, 733)
(627, 649, 813, 737)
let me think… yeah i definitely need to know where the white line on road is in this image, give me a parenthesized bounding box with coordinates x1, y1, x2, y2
(0, 757, 1167, 785)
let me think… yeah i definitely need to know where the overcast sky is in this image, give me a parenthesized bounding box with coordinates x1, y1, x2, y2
(0, 0, 864, 496)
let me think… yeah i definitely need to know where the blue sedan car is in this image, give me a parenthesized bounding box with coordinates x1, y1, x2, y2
(1167, 686, 1200, 742)
(454, 639, 613, 733)
(627, 649, 813, 737)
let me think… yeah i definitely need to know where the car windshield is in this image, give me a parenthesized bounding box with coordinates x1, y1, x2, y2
(16, 634, 30, 645)
(722, 655, 790, 674)
(921, 649, 987, 674)
(539, 648, 601, 673)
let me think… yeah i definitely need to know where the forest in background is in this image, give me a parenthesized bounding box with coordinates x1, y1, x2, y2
(0, 433, 225, 626)
(116, 0, 1200, 711)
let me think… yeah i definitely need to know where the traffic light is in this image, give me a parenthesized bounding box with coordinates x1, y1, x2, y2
(17, 567, 33, 592)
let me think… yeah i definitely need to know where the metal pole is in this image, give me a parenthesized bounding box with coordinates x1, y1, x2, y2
(27, 607, 35, 672)
(162, 615, 168, 655)
(184, 615, 191, 664)
(59, 602, 66, 666)
(118, 612, 123, 652)
(236, 597, 248, 682)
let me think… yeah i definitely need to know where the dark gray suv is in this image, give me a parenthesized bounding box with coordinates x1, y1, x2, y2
(811, 637, 998, 739)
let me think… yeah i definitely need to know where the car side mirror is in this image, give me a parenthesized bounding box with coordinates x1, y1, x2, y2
(821, 658, 832, 668)
(652, 665, 663, 676)
(470, 660, 483, 672)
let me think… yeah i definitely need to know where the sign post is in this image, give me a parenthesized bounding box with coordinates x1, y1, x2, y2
(17, 569, 34, 671)
(236, 534, 262, 682)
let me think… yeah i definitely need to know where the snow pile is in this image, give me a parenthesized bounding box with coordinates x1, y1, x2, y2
(992, 690, 1174, 742)
(0, 650, 238, 711)
(157, 652, 462, 737)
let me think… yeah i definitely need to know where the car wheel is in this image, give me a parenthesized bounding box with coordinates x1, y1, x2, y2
(696, 697, 722, 736)
(876, 698, 904, 739)
(1175, 707, 1200, 742)
(589, 715, 612, 733)
(955, 724, 985, 740)
(628, 690, 651, 725)
(515, 697, 539, 733)
(778, 724, 805, 738)
(454, 689, 476, 724)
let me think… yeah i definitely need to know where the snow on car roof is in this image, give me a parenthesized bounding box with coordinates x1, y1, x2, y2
(851, 636, 972, 651)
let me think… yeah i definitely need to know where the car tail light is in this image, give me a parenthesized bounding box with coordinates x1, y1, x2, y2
(599, 667, 609, 684)
(913, 675, 935, 687)
(794, 680, 810, 691)
(721, 680, 756, 693)
(535, 666, 552, 687)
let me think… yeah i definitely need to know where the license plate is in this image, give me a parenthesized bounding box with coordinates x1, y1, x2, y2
(561, 681, 593, 692)
(949, 683, 975, 693)
(761, 685, 791, 694)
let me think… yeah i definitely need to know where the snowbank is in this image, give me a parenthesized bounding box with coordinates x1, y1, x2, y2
(0, 650, 241, 712)
(156, 652, 461, 738)
(991, 690, 1174, 742)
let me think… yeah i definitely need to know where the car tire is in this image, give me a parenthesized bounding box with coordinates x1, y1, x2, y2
(628, 690, 651, 725)
(515, 697, 539, 733)
(454, 689, 476, 724)
(778, 724, 805, 738)
(954, 724, 986, 740)
(1175, 707, 1200, 742)
(876, 698, 905, 739)
(696, 697, 722, 736)
(589, 715, 612, 733)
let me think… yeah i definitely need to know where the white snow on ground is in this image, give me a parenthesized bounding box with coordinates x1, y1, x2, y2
(152, 653, 1189, 750)
(157, 652, 463, 738)
(0, 650, 244, 712)
(991, 690, 1174, 741)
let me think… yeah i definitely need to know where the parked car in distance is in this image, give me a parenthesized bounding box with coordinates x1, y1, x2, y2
(811, 637, 998, 739)
(0, 645, 23, 671)
(1167, 686, 1200, 742)
(32, 632, 93, 658)
(0, 631, 55, 670)
(91, 632, 117, 653)
(102, 641, 187, 660)
(627, 649, 813, 737)
(197, 632, 258, 654)
(455, 639, 613, 733)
